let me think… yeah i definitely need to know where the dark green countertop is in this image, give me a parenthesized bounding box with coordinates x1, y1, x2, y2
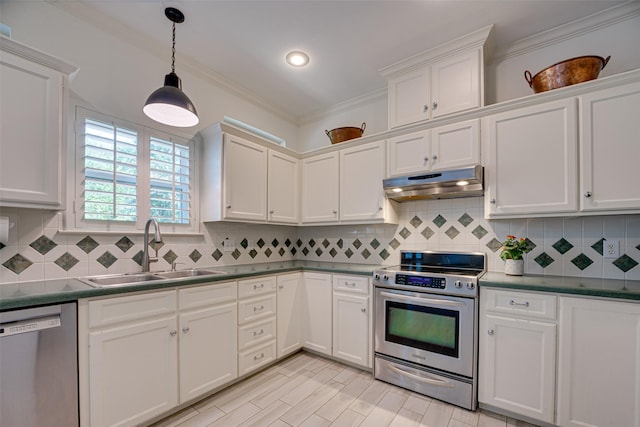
(480, 271, 640, 301)
(0, 261, 380, 311)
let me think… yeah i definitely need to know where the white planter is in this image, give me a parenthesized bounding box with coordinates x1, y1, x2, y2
(504, 259, 524, 276)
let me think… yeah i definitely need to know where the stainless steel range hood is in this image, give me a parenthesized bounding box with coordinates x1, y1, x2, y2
(383, 165, 483, 202)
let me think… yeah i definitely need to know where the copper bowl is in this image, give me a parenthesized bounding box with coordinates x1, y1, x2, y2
(525, 55, 610, 93)
(325, 122, 366, 144)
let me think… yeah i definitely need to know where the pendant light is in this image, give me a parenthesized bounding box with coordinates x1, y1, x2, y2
(143, 7, 199, 127)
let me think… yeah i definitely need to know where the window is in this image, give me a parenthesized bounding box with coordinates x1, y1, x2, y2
(70, 108, 198, 233)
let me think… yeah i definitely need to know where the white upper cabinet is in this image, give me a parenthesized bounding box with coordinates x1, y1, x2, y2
(483, 98, 578, 217)
(579, 81, 640, 213)
(387, 119, 480, 177)
(0, 38, 77, 209)
(268, 150, 299, 224)
(381, 26, 491, 129)
(301, 151, 339, 223)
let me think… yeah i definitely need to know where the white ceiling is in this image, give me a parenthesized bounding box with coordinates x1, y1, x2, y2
(78, 0, 624, 122)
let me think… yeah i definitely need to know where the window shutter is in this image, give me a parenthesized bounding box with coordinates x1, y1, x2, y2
(149, 136, 191, 224)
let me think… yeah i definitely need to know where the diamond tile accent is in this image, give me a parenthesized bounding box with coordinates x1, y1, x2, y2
(115, 236, 134, 253)
(55, 252, 79, 271)
(189, 250, 202, 263)
(552, 238, 574, 254)
(421, 227, 435, 240)
(285, 238, 292, 247)
(571, 253, 594, 270)
(613, 254, 639, 273)
(264, 248, 272, 258)
(0, 242, 5, 250)
(77, 236, 99, 254)
(636, 243, 640, 252)
(458, 213, 474, 227)
(97, 251, 117, 269)
(353, 239, 362, 249)
(445, 226, 460, 240)
(149, 241, 165, 252)
(370, 238, 380, 249)
(591, 238, 605, 256)
(249, 249, 258, 259)
(133, 251, 144, 266)
(296, 239, 303, 247)
(389, 238, 401, 249)
(399, 228, 411, 239)
(278, 248, 285, 256)
(329, 248, 337, 258)
(361, 248, 371, 259)
(523, 238, 537, 253)
(322, 239, 330, 248)
(272, 238, 279, 247)
(315, 248, 323, 256)
(241, 238, 249, 249)
(486, 238, 503, 252)
(535, 252, 555, 268)
(3, 254, 33, 274)
(257, 238, 266, 248)
(309, 239, 316, 248)
(291, 247, 297, 256)
(212, 249, 223, 261)
(302, 247, 309, 256)
(30, 235, 57, 255)
(433, 214, 447, 228)
(472, 225, 488, 240)
(379, 249, 390, 260)
(232, 249, 241, 260)
(345, 248, 354, 259)
(163, 250, 178, 265)
(409, 216, 423, 228)
(337, 239, 344, 249)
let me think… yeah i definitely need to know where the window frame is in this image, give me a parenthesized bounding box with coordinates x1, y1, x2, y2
(66, 107, 199, 234)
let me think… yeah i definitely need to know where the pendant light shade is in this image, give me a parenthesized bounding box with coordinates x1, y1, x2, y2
(144, 7, 199, 128)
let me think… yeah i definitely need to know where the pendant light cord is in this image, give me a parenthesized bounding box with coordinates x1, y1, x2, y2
(171, 21, 176, 74)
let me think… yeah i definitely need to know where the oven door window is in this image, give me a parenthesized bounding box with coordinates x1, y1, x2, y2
(385, 301, 459, 358)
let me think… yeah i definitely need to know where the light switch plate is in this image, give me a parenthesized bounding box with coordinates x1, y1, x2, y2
(222, 238, 235, 252)
(604, 239, 619, 258)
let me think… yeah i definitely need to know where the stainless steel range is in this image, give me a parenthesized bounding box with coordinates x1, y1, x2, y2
(373, 250, 486, 410)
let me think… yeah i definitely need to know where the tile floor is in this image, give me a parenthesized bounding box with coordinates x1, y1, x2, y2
(150, 352, 540, 427)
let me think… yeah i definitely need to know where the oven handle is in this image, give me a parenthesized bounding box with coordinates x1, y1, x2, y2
(388, 364, 455, 388)
(379, 291, 465, 308)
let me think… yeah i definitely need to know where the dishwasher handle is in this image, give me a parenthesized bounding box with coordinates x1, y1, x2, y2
(0, 314, 61, 338)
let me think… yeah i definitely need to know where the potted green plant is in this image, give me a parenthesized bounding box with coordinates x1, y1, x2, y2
(500, 235, 528, 276)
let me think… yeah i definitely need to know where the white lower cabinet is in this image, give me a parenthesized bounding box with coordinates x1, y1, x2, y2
(557, 297, 640, 427)
(479, 288, 557, 425)
(301, 272, 333, 356)
(332, 275, 372, 368)
(277, 273, 302, 358)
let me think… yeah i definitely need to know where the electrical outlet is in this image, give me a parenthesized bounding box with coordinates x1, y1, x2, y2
(604, 239, 619, 258)
(222, 238, 235, 252)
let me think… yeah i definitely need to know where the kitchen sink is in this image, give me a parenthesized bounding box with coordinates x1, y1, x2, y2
(155, 269, 225, 279)
(79, 273, 165, 288)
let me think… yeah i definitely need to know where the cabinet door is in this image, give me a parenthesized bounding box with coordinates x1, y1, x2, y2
(387, 130, 430, 177)
(430, 49, 481, 118)
(484, 98, 578, 216)
(388, 67, 430, 128)
(580, 82, 640, 212)
(557, 297, 640, 427)
(332, 292, 370, 368)
(277, 273, 302, 358)
(88, 316, 178, 427)
(431, 119, 480, 171)
(339, 141, 385, 221)
(178, 302, 237, 403)
(301, 272, 332, 356)
(479, 314, 556, 424)
(0, 49, 63, 208)
(301, 152, 339, 223)
(268, 150, 299, 223)
(223, 134, 268, 221)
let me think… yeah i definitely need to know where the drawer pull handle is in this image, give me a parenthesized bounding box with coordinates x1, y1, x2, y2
(182, 327, 190, 333)
(254, 283, 265, 290)
(254, 353, 265, 361)
(169, 330, 177, 336)
(253, 305, 265, 312)
(509, 300, 530, 307)
(346, 282, 356, 287)
(253, 329, 264, 337)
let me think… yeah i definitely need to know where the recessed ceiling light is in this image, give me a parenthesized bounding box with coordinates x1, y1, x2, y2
(286, 51, 309, 67)
(392, 188, 403, 193)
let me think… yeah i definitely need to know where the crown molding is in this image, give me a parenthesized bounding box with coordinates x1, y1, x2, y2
(299, 87, 387, 126)
(492, 1, 640, 63)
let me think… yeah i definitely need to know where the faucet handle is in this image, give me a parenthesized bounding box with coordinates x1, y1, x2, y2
(171, 261, 185, 271)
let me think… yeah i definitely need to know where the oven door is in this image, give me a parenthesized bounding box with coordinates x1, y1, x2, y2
(374, 287, 475, 378)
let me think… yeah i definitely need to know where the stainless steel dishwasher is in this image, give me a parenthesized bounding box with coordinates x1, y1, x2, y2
(0, 302, 78, 427)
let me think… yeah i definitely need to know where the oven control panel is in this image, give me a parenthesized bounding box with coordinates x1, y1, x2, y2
(395, 274, 446, 289)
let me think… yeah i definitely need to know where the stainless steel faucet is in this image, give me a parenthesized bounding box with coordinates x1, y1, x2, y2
(142, 218, 163, 272)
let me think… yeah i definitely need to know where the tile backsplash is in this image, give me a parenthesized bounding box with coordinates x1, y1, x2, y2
(1, 198, 639, 283)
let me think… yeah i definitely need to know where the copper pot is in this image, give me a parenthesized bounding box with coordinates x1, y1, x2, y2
(325, 122, 366, 144)
(525, 55, 610, 93)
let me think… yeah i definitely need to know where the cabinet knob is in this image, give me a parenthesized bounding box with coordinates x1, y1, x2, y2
(279, 285, 284, 289)
(378, 206, 383, 211)
(424, 157, 429, 162)
(333, 210, 338, 214)
(432, 155, 437, 162)
(361, 308, 367, 313)
(226, 205, 231, 209)
(584, 191, 592, 198)
(432, 101, 438, 110)
(423, 104, 429, 113)
(269, 210, 274, 214)
(182, 327, 190, 333)
(170, 330, 177, 336)
(488, 329, 494, 335)
(490, 199, 496, 204)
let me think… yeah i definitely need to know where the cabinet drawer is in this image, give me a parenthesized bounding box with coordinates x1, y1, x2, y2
(333, 275, 370, 295)
(482, 288, 557, 321)
(178, 281, 237, 310)
(238, 276, 277, 299)
(238, 340, 276, 376)
(238, 317, 276, 351)
(89, 290, 176, 328)
(238, 294, 277, 324)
